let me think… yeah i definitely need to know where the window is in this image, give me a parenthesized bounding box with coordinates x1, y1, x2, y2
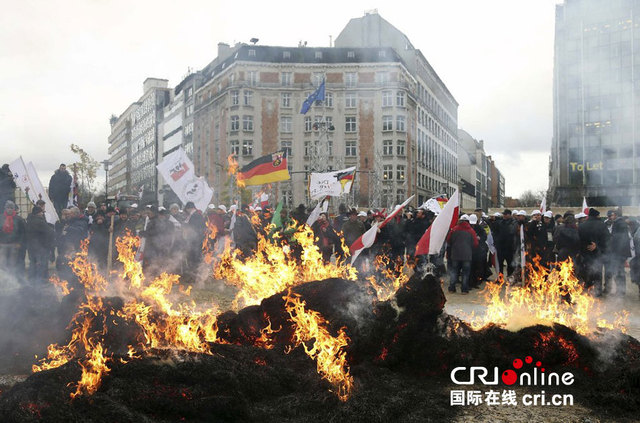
(280, 116, 292, 132)
(282, 189, 293, 207)
(376, 72, 389, 84)
(312, 72, 323, 86)
(378, 50, 386, 58)
(383, 165, 393, 180)
(283, 51, 290, 59)
(229, 73, 235, 85)
(345, 72, 357, 88)
(242, 140, 253, 156)
(397, 140, 405, 156)
(325, 92, 333, 107)
(242, 115, 253, 131)
(231, 90, 239, 106)
(304, 116, 312, 132)
(383, 115, 393, 131)
(185, 104, 193, 117)
(230, 115, 239, 131)
(396, 115, 406, 132)
(345, 92, 356, 108)
(327, 141, 333, 156)
(186, 87, 193, 99)
(248, 49, 256, 57)
(281, 140, 292, 156)
(383, 140, 393, 156)
(396, 165, 405, 181)
(345, 140, 356, 156)
(281, 92, 291, 108)
(281, 72, 292, 86)
(396, 91, 405, 107)
(230, 140, 239, 155)
(325, 116, 333, 130)
(244, 90, 253, 106)
(315, 51, 323, 59)
(382, 91, 393, 107)
(248, 71, 258, 86)
(347, 51, 355, 58)
(345, 116, 357, 132)
(304, 141, 311, 156)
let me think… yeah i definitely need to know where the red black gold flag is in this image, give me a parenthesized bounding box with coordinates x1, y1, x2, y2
(237, 151, 290, 186)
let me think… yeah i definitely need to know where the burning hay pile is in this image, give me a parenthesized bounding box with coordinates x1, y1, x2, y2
(1, 229, 640, 422)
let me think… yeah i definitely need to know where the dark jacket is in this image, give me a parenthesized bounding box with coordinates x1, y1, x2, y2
(0, 166, 16, 207)
(447, 221, 478, 262)
(61, 216, 89, 255)
(554, 224, 580, 262)
(0, 212, 25, 245)
(578, 216, 609, 258)
(48, 169, 72, 202)
(609, 218, 631, 258)
(26, 213, 55, 256)
(494, 217, 518, 252)
(341, 218, 365, 248)
(471, 224, 488, 261)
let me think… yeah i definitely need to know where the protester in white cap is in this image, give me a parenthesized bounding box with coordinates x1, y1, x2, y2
(575, 212, 587, 223)
(217, 205, 227, 213)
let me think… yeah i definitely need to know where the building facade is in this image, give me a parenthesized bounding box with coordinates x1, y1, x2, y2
(550, 0, 640, 206)
(187, 12, 459, 209)
(457, 129, 495, 211)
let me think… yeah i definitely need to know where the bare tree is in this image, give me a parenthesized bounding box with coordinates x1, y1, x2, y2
(70, 144, 99, 205)
(518, 189, 548, 208)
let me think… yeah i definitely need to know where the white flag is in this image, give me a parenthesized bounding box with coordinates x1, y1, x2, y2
(306, 199, 328, 227)
(421, 198, 443, 215)
(157, 147, 213, 212)
(308, 167, 356, 200)
(9, 157, 58, 224)
(582, 197, 589, 215)
(540, 197, 547, 214)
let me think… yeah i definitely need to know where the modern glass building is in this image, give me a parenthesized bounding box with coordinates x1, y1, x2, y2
(550, 0, 640, 206)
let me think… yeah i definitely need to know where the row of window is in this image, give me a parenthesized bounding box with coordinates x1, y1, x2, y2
(417, 81, 456, 133)
(131, 130, 154, 154)
(132, 146, 155, 169)
(132, 95, 155, 125)
(382, 115, 406, 132)
(382, 165, 405, 181)
(132, 114, 155, 140)
(418, 108, 456, 151)
(417, 131, 457, 180)
(417, 172, 447, 193)
(131, 163, 155, 185)
(382, 140, 406, 156)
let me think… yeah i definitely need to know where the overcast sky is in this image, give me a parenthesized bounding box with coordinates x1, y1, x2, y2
(0, 0, 560, 198)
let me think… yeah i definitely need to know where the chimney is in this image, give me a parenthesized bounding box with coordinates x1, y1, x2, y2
(218, 42, 230, 59)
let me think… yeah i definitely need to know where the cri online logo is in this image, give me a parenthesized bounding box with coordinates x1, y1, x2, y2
(451, 356, 575, 386)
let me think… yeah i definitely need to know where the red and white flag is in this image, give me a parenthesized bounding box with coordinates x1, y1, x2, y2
(260, 192, 269, 208)
(540, 197, 547, 214)
(582, 197, 588, 215)
(415, 189, 460, 256)
(349, 195, 414, 264)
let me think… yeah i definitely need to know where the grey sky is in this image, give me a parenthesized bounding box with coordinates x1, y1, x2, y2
(0, 0, 559, 197)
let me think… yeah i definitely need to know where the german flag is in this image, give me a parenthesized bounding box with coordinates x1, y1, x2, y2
(237, 151, 290, 186)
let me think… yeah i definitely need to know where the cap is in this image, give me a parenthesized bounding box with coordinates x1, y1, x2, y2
(158, 206, 166, 211)
(575, 212, 587, 219)
(459, 214, 470, 221)
(217, 205, 227, 213)
(468, 214, 478, 225)
(493, 212, 502, 217)
(87, 201, 96, 208)
(229, 204, 238, 211)
(517, 210, 527, 216)
(543, 211, 553, 218)
(357, 211, 367, 217)
(531, 210, 542, 216)
(131, 203, 138, 208)
(482, 212, 488, 218)
(255, 206, 262, 211)
(207, 204, 216, 210)
(588, 208, 600, 217)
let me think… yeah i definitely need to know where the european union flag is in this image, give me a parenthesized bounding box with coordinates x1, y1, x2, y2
(300, 79, 325, 114)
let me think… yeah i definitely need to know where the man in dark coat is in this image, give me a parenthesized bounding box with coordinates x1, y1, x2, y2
(553, 213, 580, 263)
(232, 205, 258, 259)
(578, 208, 610, 296)
(183, 201, 206, 270)
(447, 214, 479, 294)
(0, 164, 16, 211)
(0, 200, 26, 276)
(494, 209, 518, 279)
(48, 164, 72, 215)
(604, 209, 631, 296)
(88, 213, 109, 271)
(26, 206, 55, 282)
(341, 209, 365, 250)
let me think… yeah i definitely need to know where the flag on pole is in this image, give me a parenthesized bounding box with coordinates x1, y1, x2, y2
(349, 195, 414, 264)
(582, 197, 588, 215)
(300, 79, 325, 114)
(415, 189, 460, 256)
(308, 166, 356, 200)
(157, 147, 214, 211)
(306, 198, 328, 227)
(9, 157, 58, 224)
(237, 151, 290, 186)
(540, 197, 547, 214)
(138, 185, 144, 200)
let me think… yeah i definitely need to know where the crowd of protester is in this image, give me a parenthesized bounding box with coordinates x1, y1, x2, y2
(0, 165, 639, 300)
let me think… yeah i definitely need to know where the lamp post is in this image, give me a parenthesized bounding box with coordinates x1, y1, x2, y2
(102, 160, 110, 203)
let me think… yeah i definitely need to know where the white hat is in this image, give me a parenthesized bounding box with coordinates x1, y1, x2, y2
(469, 214, 478, 225)
(459, 214, 470, 221)
(493, 212, 502, 217)
(543, 211, 553, 218)
(87, 201, 96, 208)
(357, 211, 367, 217)
(207, 204, 216, 210)
(255, 206, 262, 211)
(575, 212, 587, 219)
(217, 205, 227, 213)
(516, 210, 526, 216)
(531, 210, 541, 216)
(229, 204, 238, 211)
(158, 206, 166, 211)
(482, 212, 488, 218)
(131, 203, 138, 208)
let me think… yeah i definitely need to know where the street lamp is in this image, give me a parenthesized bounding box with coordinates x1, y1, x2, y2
(102, 160, 110, 203)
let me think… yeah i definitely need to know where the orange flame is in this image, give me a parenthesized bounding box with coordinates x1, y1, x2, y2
(49, 275, 72, 296)
(202, 219, 219, 264)
(463, 259, 628, 335)
(284, 291, 353, 401)
(366, 254, 411, 301)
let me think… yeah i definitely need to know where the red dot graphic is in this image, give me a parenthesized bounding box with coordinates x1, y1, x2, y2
(502, 369, 518, 385)
(541, 368, 545, 372)
(525, 356, 533, 364)
(536, 361, 542, 367)
(513, 359, 523, 369)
